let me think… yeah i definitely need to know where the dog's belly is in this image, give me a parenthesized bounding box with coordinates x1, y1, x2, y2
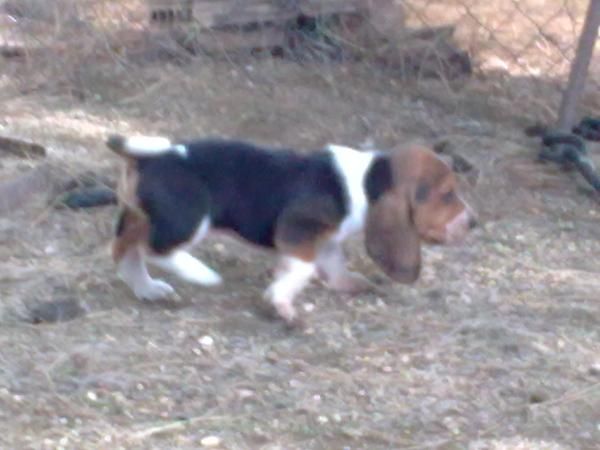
(211, 219, 276, 249)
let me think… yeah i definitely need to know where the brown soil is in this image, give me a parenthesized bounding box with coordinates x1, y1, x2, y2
(1, 1, 599, 449)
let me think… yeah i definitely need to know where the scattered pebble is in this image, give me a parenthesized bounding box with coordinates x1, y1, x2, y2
(198, 335, 214, 348)
(86, 391, 98, 402)
(528, 391, 547, 404)
(317, 415, 329, 424)
(237, 388, 254, 400)
(303, 302, 315, 313)
(200, 435, 222, 447)
(265, 351, 278, 364)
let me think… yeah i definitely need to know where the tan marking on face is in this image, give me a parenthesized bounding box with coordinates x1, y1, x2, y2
(365, 144, 477, 283)
(392, 145, 475, 245)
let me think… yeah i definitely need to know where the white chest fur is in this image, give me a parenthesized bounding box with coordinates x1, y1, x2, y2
(327, 144, 377, 242)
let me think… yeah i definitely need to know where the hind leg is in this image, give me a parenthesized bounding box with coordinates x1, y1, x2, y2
(146, 217, 222, 286)
(147, 250, 222, 286)
(118, 245, 176, 300)
(113, 208, 176, 300)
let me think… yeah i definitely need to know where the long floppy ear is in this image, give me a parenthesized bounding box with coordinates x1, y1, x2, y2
(364, 190, 421, 283)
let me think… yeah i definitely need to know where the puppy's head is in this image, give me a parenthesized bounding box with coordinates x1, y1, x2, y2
(365, 145, 476, 283)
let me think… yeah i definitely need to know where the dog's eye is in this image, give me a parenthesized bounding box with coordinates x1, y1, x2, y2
(441, 190, 455, 203)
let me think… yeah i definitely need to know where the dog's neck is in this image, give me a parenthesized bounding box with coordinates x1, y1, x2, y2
(364, 155, 393, 204)
(326, 144, 380, 242)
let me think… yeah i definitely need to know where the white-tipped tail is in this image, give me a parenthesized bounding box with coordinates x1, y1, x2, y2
(126, 136, 172, 154)
(107, 134, 187, 158)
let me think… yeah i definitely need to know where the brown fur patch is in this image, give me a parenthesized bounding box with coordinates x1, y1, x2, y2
(276, 228, 335, 262)
(112, 208, 149, 262)
(366, 144, 473, 282)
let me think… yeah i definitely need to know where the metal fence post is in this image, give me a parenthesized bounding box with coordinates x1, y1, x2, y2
(556, 0, 600, 132)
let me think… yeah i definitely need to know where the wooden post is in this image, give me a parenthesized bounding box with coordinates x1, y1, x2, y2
(556, 0, 600, 131)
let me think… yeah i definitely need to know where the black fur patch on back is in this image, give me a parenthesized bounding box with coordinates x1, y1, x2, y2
(137, 155, 211, 253)
(132, 139, 348, 253)
(365, 155, 393, 203)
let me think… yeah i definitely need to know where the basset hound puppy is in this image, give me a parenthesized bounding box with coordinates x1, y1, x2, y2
(107, 134, 477, 325)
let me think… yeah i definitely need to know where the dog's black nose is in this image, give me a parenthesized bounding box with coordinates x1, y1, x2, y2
(468, 216, 478, 229)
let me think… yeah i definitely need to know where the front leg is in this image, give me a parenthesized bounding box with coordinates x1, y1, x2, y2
(268, 197, 343, 324)
(317, 241, 373, 294)
(264, 256, 316, 325)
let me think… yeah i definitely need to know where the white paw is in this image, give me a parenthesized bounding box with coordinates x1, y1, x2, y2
(264, 287, 297, 324)
(186, 268, 223, 287)
(134, 279, 176, 301)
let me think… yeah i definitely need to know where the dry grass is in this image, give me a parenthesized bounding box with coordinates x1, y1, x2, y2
(1, 1, 600, 449)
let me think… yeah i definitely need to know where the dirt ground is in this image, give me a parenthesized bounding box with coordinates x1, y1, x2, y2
(1, 2, 600, 449)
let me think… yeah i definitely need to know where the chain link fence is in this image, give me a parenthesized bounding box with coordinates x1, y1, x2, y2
(141, 0, 599, 125)
(402, 0, 587, 77)
(1, 0, 598, 128)
(400, 0, 599, 130)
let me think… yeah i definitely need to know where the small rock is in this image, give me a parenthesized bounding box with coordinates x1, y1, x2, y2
(303, 303, 315, 313)
(200, 435, 221, 447)
(528, 391, 547, 404)
(198, 335, 214, 348)
(28, 299, 85, 324)
(317, 415, 329, 424)
(55, 186, 116, 209)
(265, 351, 278, 364)
(237, 388, 254, 400)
